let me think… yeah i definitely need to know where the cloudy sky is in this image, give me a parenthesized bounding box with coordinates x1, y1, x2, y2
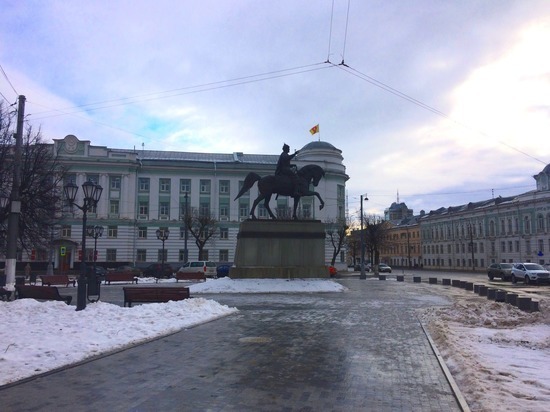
(1, 0, 549, 217)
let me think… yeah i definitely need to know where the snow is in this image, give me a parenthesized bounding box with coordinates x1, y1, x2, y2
(1, 277, 549, 412)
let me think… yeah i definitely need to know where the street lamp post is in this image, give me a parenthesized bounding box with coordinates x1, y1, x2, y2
(156, 228, 170, 276)
(360, 194, 368, 279)
(86, 225, 104, 276)
(64, 180, 103, 311)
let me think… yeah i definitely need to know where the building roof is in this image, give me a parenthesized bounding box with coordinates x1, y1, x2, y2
(300, 141, 341, 152)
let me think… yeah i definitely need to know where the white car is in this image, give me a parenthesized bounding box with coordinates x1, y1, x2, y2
(177, 261, 217, 278)
(511, 263, 550, 284)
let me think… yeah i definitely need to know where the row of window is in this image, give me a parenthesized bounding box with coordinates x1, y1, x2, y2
(423, 214, 550, 241)
(138, 178, 230, 195)
(423, 238, 550, 256)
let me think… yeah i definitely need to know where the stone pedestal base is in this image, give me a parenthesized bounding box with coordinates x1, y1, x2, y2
(230, 220, 329, 279)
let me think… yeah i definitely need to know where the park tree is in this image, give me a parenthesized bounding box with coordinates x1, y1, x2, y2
(182, 207, 219, 260)
(0, 102, 67, 255)
(325, 217, 350, 266)
(362, 214, 392, 272)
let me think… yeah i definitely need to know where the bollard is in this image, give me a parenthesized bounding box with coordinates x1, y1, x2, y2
(478, 285, 488, 296)
(531, 300, 540, 312)
(505, 293, 518, 306)
(487, 288, 497, 300)
(473, 284, 481, 293)
(396, 275, 404, 282)
(495, 290, 506, 302)
(465, 282, 474, 291)
(451, 279, 461, 287)
(429, 277, 438, 284)
(413, 276, 421, 283)
(442, 278, 451, 286)
(517, 297, 532, 312)
(459, 280, 467, 289)
(378, 275, 386, 280)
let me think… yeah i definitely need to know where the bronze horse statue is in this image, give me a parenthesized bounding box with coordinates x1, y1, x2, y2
(234, 164, 325, 220)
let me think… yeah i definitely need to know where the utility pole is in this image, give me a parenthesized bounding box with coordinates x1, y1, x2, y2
(5, 95, 25, 289)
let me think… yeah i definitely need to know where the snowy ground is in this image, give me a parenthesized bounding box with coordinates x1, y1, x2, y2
(420, 292, 550, 412)
(1, 277, 549, 412)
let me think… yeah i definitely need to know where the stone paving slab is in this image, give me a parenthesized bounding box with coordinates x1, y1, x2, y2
(1, 280, 462, 411)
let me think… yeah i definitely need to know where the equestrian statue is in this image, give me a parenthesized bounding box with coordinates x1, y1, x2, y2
(234, 143, 325, 220)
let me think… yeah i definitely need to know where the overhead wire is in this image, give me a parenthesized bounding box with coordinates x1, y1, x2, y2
(0, 63, 18, 98)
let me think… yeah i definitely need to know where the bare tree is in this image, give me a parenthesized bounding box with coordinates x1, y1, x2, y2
(0, 102, 67, 255)
(362, 215, 392, 272)
(182, 207, 219, 260)
(325, 217, 349, 266)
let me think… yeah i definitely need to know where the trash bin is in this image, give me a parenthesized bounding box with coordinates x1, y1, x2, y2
(87, 271, 101, 301)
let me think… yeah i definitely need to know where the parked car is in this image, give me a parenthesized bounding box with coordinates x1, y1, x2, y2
(487, 263, 513, 281)
(216, 263, 232, 278)
(142, 263, 175, 278)
(178, 261, 217, 278)
(113, 265, 143, 277)
(511, 263, 550, 284)
(378, 263, 392, 273)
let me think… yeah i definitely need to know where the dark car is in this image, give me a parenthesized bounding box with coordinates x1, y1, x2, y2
(113, 265, 143, 277)
(216, 263, 232, 278)
(487, 263, 513, 281)
(142, 263, 174, 279)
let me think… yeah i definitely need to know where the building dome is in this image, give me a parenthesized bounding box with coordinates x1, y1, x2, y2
(300, 141, 341, 153)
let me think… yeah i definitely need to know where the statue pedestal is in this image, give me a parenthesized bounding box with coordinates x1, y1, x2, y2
(230, 220, 329, 279)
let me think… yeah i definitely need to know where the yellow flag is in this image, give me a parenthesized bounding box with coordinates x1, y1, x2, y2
(309, 124, 319, 135)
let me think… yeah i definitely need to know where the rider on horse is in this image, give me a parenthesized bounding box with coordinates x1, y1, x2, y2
(275, 143, 303, 196)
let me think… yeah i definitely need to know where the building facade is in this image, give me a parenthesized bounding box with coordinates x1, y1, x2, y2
(48, 136, 349, 271)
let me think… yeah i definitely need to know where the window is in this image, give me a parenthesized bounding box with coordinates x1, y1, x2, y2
(139, 201, 149, 216)
(220, 228, 228, 239)
(524, 217, 531, 234)
(489, 221, 495, 236)
(180, 179, 191, 194)
(138, 178, 150, 192)
(109, 200, 119, 215)
(86, 174, 99, 184)
(108, 226, 118, 238)
(525, 239, 531, 254)
(137, 249, 146, 261)
(507, 218, 512, 234)
(138, 227, 147, 239)
(159, 201, 170, 218)
(219, 249, 229, 262)
(538, 239, 544, 253)
(200, 179, 211, 194)
(508, 241, 513, 252)
(537, 214, 544, 232)
(500, 219, 505, 235)
(515, 240, 520, 252)
(219, 180, 230, 194)
(179, 226, 186, 239)
(61, 225, 71, 237)
(500, 241, 505, 252)
(159, 178, 171, 193)
(157, 249, 168, 262)
(106, 249, 117, 261)
(110, 176, 121, 190)
(199, 200, 210, 217)
(219, 197, 229, 220)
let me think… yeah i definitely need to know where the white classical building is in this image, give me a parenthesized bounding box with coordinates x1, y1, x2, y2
(50, 136, 348, 272)
(420, 163, 550, 270)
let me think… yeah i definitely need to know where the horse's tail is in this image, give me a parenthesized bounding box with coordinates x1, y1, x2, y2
(234, 172, 261, 200)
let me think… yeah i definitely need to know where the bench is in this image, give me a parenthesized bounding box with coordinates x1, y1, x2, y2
(105, 272, 139, 285)
(40, 275, 76, 287)
(123, 287, 190, 307)
(15, 285, 72, 305)
(175, 272, 206, 283)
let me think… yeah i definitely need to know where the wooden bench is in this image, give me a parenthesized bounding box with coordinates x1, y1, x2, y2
(16, 285, 72, 305)
(40, 275, 76, 287)
(123, 287, 190, 307)
(175, 272, 206, 282)
(105, 272, 139, 285)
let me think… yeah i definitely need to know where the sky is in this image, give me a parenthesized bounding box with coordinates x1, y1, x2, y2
(1, 277, 549, 411)
(1, 0, 550, 217)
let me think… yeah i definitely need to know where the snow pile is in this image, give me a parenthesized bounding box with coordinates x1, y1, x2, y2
(421, 299, 550, 412)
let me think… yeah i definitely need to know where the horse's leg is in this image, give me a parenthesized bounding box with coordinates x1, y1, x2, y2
(302, 190, 325, 210)
(264, 194, 277, 219)
(292, 196, 300, 219)
(250, 194, 265, 219)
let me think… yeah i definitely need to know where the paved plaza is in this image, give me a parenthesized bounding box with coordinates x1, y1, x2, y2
(1, 279, 463, 411)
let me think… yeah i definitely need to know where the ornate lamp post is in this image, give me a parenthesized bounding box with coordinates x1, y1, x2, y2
(156, 228, 170, 277)
(86, 225, 104, 275)
(360, 194, 369, 280)
(64, 180, 103, 311)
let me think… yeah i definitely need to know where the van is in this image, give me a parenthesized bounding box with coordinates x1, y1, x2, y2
(178, 261, 217, 278)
